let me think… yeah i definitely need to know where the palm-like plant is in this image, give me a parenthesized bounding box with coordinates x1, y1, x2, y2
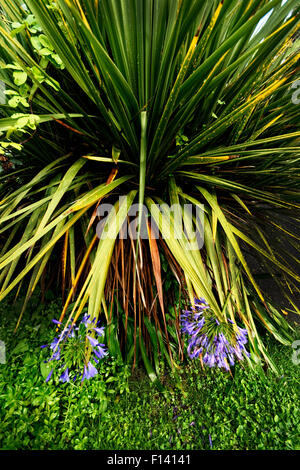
(0, 0, 299, 377)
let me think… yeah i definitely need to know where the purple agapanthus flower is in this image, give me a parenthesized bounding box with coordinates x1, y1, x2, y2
(60, 368, 70, 383)
(93, 326, 105, 337)
(82, 361, 98, 381)
(94, 343, 108, 360)
(41, 313, 108, 384)
(86, 335, 99, 348)
(81, 314, 91, 327)
(51, 348, 61, 361)
(181, 299, 250, 370)
(49, 337, 59, 349)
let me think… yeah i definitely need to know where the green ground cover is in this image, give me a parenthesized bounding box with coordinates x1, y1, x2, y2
(0, 296, 299, 451)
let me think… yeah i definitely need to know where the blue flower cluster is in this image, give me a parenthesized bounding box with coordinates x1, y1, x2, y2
(41, 314, 108, 383)
(181, 298, 250, 371)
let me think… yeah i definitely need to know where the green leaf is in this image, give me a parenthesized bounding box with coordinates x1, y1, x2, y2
(39, 34, 54, 51)
(13, 71, 28, 86)
(40, 361, 53, 379)
(30, 36, 42, 50)
(11, 339, 29, 355)
(8, 96, 29, 108)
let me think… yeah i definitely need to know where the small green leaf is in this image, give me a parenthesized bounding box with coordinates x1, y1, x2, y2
(31, 36, 42, 50)
(25, 14, 36, 26)
(8, 96, 29, 108)
(13, 71, 28, 86)
(11, 339, 29, 355)
(11, 24, 26, 36)
(8, 96, 20, 107)
(3, 90, 18, 96)
(11, 22, 23, 29)
(39, 34, 54, 51)
(40, 361, 53, 379)
(19, 83, 30, 97)
(1, 63, 22, 70)
(39, 48, 53, 56)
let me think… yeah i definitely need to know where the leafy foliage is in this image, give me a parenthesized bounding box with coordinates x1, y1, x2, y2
(0, 298, 299, 450)
(0, 0, 299, 374)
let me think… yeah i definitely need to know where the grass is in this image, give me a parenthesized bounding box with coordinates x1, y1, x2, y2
(0, 294, 299, 451)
